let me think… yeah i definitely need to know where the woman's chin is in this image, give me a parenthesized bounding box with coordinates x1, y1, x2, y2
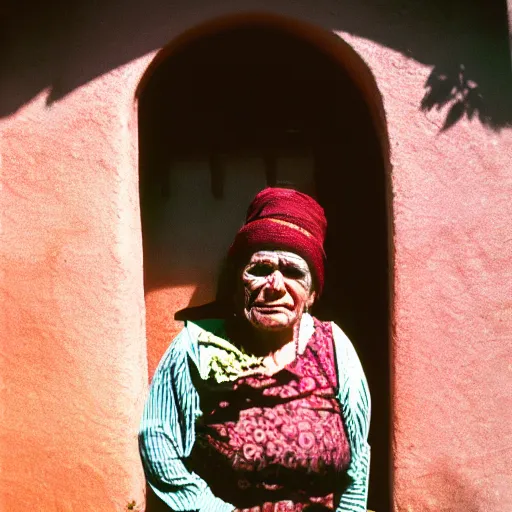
(246, 309, 295, 332)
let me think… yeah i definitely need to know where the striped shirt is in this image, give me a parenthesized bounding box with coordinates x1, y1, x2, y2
(139, 317, 371, 512)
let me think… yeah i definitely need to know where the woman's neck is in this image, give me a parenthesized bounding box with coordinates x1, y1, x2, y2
(252, 327, 295, 355)
(226, 316, 297, 357)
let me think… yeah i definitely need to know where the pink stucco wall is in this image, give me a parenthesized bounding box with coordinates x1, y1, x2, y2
(0, 64, 149, 510)
(1, 2, 510, 511)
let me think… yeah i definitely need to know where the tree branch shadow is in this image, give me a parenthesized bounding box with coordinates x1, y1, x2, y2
(421, 62, 511, 132)
(1, 0, 511, 132)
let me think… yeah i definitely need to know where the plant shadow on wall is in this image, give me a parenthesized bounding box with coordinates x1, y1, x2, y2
(376, 0, 512, 132)
(0, 0, 511, 132)
(421, 62, 509, 131)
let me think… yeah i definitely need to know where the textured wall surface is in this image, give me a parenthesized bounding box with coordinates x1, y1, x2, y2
(0, 63, 150, 510)
(1, 1, 511, 511)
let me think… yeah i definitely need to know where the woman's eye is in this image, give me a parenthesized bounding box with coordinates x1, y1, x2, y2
(248, 263, 274, 277)
(281, 266, 305, 279)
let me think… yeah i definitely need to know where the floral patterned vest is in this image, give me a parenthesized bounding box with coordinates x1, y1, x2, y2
(189, 318, 352, 511)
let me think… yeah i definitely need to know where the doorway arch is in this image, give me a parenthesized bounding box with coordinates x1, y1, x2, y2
(138, 13, 392, 512)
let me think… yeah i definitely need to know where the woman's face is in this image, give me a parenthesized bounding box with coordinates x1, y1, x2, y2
(240, 250, 316, 332)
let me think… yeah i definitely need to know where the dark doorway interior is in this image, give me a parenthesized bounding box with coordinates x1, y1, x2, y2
(139, 25, 390, 512)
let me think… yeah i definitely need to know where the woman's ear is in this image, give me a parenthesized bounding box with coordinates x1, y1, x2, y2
(306, 290, 316, 310)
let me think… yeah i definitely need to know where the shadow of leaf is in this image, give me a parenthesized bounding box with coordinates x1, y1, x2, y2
(421, 75, 455, 111)
(441, 100, 465, 130)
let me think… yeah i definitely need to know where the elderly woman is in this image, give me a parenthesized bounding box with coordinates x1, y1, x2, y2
(139, 188, 370, 512)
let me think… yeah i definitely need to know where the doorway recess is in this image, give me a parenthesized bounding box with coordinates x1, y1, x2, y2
(138, 18, 392, 511)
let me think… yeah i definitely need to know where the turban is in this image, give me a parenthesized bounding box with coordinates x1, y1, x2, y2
(229, 187, 327, 294)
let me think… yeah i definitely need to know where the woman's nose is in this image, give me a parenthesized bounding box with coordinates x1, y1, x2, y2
(264, 270, 286, 296)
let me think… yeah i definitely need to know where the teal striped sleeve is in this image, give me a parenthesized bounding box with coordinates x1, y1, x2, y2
(139, 327, 235, 512)
(332, 322, 371, 512)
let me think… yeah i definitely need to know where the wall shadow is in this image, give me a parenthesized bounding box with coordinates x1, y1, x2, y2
(1, 0, 511, 132)
(406, 463, 488, 512)
(144, 485, 172, 512)
(139, 25, 390, 511)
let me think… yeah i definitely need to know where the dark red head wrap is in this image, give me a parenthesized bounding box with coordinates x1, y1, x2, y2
(229, 187, 327, 294)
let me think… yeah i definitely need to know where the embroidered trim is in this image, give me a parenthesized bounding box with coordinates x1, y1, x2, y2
(197, 314, 315, 383)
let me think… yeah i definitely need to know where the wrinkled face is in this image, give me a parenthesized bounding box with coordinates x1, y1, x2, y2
(241, 250, 316, 332)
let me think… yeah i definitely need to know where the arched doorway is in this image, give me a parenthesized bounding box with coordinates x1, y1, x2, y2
(138, 16, 391, 511)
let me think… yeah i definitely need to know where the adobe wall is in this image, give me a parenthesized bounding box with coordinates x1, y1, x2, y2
(1, 1, 510, 511)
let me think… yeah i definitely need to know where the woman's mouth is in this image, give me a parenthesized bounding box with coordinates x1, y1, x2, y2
(252, 304, 292, 312)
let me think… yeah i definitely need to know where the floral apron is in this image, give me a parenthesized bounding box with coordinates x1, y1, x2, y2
(189, 319, 351, 512)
